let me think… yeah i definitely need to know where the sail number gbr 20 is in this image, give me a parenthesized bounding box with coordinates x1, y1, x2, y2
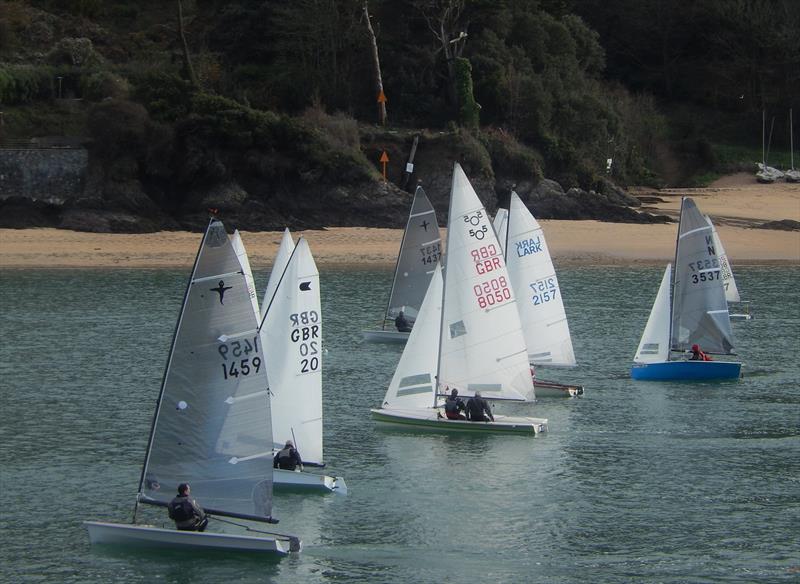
(218, 335, 262, 380)
(290, 310, 320, 373)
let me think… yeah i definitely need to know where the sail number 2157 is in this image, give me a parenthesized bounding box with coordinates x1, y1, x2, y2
(218, 335, 262, 380)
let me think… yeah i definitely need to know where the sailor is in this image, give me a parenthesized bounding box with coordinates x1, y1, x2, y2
(465, 391, 494, 422)
(690, 344, 712, 361)
(443, 388, 466, 420)
(394, 311, 413, 333)
(167, 483, 208, 531)
(273, 440, 303, 471)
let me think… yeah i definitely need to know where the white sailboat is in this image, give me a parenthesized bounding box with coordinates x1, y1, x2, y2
(756, 110, 784, 183)
(231, 229, 260, 318)
(85, 219, 300, 555)
(502, 192, 583, 397)
(362, 185, 442, 343)
(259, 237, 347, 494)
(706, 216, 751, 321)
(370, 163, 548, 434)
(631, 198, 742, 380)
(260, 228, 295, 321)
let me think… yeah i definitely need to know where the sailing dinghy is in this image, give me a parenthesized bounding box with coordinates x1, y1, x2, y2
(84, 219, 300, 555)
(371, 163, 548, 435)
(706, 216, 751, 321)
(259, 237, 347, 494)
(631, 198, 742, 380)
(501, 192, 583, 397)
(260, 228, 295, 322)
(362, 185, 442, 343)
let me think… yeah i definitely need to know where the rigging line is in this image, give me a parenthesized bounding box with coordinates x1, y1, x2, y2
(679, 224, 712, 239)
(210, 516, 300, 544)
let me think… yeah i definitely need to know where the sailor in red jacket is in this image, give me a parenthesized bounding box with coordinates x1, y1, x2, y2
(690, 344, 712, 361)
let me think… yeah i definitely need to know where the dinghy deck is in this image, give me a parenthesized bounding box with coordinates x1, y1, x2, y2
(361, 329, 410, 344)
(370, 408, 547, 435)
(83, 521, 297, 554)
(273, 469, 347, 495)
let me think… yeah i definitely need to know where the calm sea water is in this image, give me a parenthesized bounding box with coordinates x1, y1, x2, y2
(1, 265, 798, 583)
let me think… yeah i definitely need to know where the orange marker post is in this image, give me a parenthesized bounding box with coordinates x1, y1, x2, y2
(380, 150, 389, 181)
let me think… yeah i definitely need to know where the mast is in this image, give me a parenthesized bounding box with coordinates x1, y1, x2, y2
(434, 168, 458, 408)
(667, 198, 686, 357)
(791, 109, 795, 171)
(762, 109, 766, 167)
(134, 218, 213, 521)
(382, 187, 418, 330)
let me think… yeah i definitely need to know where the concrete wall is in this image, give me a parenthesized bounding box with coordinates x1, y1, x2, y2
(0, 148, 88, 204)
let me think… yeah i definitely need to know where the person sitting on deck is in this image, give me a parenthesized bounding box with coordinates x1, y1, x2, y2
(168, 483, 208, 532)
(443, 388, 466, 420)
(465, 391, 494, 422)
(689, 344, 712, 361)
(394, 311, 413, 333)
(273, 440, 303, 471)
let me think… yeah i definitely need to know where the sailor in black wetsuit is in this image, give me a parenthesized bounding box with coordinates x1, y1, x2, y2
(443, 388, 466, 420)
(273, 440, 303, 471)
(167, 483, 208, 531)
(465, 391, 494, 422)
(395, 311, 413, 333)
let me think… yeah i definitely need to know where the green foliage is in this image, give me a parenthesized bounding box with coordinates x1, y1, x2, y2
(131, 71, 193, 122)
(0, 64, 55, 104)
(46, 37, 104, 67)
(454, 58, 480, 131)
(87, 99, 150, 162)
(481, 128, 543, 182)
(80, 71, 129, 102)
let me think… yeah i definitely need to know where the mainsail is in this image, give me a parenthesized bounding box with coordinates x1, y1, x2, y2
(505, 192, 576, 366)
(384, 186, 441, 322)
(260, 228, 295, 321)
(438, 164, 534, 402)
(232, 230, 261, 318)
(139, 219, 274, 522)
(633, 264, 672, 363)
(381, 264, 443, 409)
(671, 198, 736, 354)
(493, 207, 508, 245)
(706, 216, 741, 303)
(261, 238, 324, 464)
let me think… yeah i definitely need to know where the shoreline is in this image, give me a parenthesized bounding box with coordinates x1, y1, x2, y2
(1, 174, 798, 269)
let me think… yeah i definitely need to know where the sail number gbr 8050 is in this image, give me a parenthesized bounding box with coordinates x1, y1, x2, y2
(218, 335, 262, 380)
(469, 243, 512, 309)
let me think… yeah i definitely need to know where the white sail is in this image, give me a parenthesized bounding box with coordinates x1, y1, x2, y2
(261, 238, 324, 464)
(633, 264, 672, 363)
(505, 192, 576, 366)
(385, 186, 441, 322)
(493, 207, 508, 248)
(381, 264, 443, 410)
(231, 230, 260, 318)
(437, 164, 535, 402)
(671, 198, 736, 354)
(705, 216, 741, 303)
(260, 228, 295, 321)
(140, 219, 275, 521)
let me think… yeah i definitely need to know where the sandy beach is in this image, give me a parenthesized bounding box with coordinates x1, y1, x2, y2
(1, 174, 798, 268)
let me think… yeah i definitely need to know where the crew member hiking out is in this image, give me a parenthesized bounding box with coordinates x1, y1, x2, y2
(167, 483, 208, 532)
(273, 440, 303, 471)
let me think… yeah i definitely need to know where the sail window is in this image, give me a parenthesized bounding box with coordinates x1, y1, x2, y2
(449, 320, 467, 338)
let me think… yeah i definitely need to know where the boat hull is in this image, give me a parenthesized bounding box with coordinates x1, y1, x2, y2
(273, 469, 347, 495)
(370, 408, 547, 435)
(729, 313, 752, 321)
(631, 360, 742, 381)
(361, 329, 409, 344)
(83, 521, 294, 554)
(534, 379, 584, 398)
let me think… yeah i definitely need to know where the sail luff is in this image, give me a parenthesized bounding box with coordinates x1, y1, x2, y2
(136, 219, 212, 498)
(260, 229, 295, 321)
(706, 216, 741, 303)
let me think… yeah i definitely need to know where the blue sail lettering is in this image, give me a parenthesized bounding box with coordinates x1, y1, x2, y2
(516, 236, 543, 257)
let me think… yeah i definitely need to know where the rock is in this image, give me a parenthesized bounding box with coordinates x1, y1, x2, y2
(760, 219, 800, 231)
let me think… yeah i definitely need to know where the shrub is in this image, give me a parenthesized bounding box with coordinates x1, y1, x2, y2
(87, 99, 150, 162)
(0, 65, 54, 104)
(81, 71, 130, 101)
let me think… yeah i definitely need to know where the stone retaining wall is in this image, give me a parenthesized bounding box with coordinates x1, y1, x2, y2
(0, 148, 88, 204)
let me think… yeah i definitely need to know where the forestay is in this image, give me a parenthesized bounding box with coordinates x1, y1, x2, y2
(261, 238, 324, 464)
(492, 207, 508, 246)
(706, 216, 741, 303)
(139, 219, 274, 522)
(381, 264, 443, 410)
(438, 164, 534, 402)
(385, 186, 441, 322)
(633, 264, 672, 363)
(671, 198, 735, 354)
(505, 192, 576, 366)
(260, 228, 295, 321)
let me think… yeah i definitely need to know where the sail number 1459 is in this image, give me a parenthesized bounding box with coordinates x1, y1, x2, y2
(218, 335, 262, 380)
